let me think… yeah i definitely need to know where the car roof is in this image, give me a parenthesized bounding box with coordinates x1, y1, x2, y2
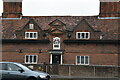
(0, 62, 19, 64)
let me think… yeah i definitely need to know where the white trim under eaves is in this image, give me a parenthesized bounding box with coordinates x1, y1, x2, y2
(1, 17, 22, 20)
(98, 17, 120, 19)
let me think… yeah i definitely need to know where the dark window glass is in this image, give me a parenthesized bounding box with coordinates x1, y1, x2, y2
(30, 33, 33, 38)
(77, 56, 80, 64)
(85, 56, 88, 64)
(78, 33, 80, 38)
(7, 64, 21, 71)
(81, 56, 84, 64)
(86, 33, 88, 38)
(26, 33, 29, 38)
(34, 33, 37, 38)
(30, 55, 33, 63)
(33, 56, 37, 63)
(81, 33, 85, 38)
(26, 56, 29, 63)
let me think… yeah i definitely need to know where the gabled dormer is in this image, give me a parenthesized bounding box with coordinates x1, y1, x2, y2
(15, 18, 43, 40)
(48, 19, 66, 35)
(72, 19, 101, 40)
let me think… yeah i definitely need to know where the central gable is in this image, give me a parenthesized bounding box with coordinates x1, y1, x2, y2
(48, 19, 66, 35)
(49, 19, 66, 26)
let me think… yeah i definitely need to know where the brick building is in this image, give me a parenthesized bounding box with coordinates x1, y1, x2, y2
(1, 0, 120, 66)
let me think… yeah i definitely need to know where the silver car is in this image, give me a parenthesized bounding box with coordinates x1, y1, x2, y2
(0, 62, 51, 80)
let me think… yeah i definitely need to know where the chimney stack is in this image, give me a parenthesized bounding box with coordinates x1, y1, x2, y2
(2, 0, 22, 18)
(99, 0, 120, 17)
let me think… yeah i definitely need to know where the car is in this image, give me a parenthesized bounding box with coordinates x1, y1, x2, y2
(0, 62, 51, 80)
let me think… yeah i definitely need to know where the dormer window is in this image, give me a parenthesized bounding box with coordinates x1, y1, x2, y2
(25, 32, 38, 39)
(53, 37, 60, 50)
(29, 24, 34, 29)
(76, 32, 90, 39)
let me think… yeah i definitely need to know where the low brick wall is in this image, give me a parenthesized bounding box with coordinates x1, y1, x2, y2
(24, 64, 120, 78)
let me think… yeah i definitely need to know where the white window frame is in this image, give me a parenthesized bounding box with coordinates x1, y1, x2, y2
(29, 24, 34, 29)
(76, 56, 89, 65)
(76, 32, 90, 39)
(25, 32, 38, 39)
(53, 37, 60, 50)
(25, 55, 38, 64)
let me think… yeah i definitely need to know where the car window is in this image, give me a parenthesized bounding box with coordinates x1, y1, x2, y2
(7, 63, 22, 71)
(0, 63, 7, 70)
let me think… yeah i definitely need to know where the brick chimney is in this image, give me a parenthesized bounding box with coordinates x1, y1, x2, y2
(2, 0, 22, 18)
(99, 0, 120, 17)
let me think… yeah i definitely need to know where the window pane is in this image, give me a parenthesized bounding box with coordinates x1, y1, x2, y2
(30, 55, 33, 63)
(26, 33, 29, 38)
(33, 56, 37, 63)
(81, 33, 85, 39)
(81, 56, 84, 64)
(77, 56, 80, 64)
(26, 55, 29, 63)
(78, 33, 80, 38)
(85, 56, 89, 64)
(29, 24, 34, 29)
(7, 64, 21, 71)
(86, 33, 88, 39)
(34, 33, 37, 38)
(30, 33, 33, 38)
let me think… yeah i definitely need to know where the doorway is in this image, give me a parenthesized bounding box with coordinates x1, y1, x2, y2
(50, 54, 62, 64)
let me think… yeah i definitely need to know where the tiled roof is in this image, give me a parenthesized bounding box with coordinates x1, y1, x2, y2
(2, 16, 119, 40)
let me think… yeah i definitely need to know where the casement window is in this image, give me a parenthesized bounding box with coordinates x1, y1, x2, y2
(76, 32, 90, 39)
(53, 37, 60, 49)
(76, 56, 89, 65)
(25, 55, 38, 64)
(25, 32, 38, 39)
(29, 24, 34, 29)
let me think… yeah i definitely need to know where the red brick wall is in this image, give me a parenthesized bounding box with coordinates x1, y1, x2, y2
(2, 43, 119, 66)
(3, 2, 22, 13)
(2, 43, 50, 64)
(63, 53, 118, 65)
